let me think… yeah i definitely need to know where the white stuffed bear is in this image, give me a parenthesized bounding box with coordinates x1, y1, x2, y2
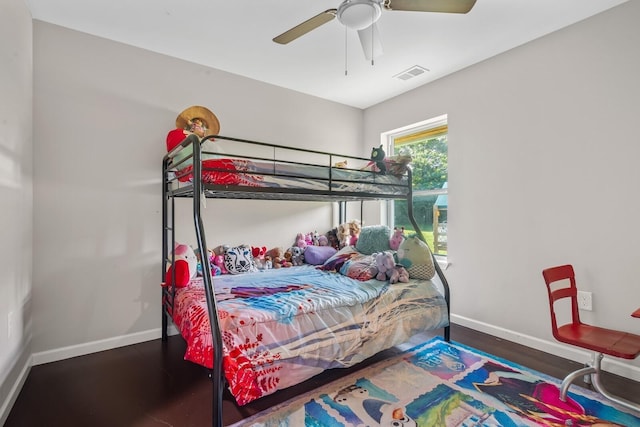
(165, 243, 197, 288)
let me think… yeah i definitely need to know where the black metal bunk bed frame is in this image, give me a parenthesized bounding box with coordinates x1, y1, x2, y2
(161, 133, 451, 427)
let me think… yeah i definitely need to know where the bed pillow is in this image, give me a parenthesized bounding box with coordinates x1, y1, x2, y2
(318, 246, 359, 272)
(304, 245, 338, 265)
(355, 225, 392, 255)
(224, 244, 256, 274)
(339, 252, 378, 281)
(397, 236, 435, 280)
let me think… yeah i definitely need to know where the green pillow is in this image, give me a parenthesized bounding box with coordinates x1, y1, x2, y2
(355, 225, 391, 255)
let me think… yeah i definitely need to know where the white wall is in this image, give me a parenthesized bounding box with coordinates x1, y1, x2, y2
(365, 1, 640, 377)
(2, 3, 639, 421)
(31, 21, 363, 355)
(0, 0, 33, 422)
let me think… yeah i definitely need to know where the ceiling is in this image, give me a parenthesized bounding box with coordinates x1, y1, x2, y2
(25, 0, 627, 109)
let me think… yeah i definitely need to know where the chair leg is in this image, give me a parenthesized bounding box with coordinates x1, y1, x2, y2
(560, 352, 604, 401)
(582, 361, 592, 385)
(589, 353, 640, 414)
(560, 365, 596, 401)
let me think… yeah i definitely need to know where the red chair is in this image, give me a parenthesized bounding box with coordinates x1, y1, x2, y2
(542, 264, 640, 413)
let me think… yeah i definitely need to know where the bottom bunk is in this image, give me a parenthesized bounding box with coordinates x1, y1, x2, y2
(165, 260, 449, 406)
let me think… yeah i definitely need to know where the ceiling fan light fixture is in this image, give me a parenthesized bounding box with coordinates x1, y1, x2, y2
(337, 0, 382, 30)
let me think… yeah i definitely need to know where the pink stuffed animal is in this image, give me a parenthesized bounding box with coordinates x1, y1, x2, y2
(213, 254, 227, 274)
(305, 232, 314, 247)
(390, 227, 406, 251)
(295, 232, 307, 249)
(348, 220, 361, 246)
(387, 264, 410, 284)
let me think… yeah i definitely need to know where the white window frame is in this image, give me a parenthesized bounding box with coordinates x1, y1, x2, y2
(381, 114, 449, 264)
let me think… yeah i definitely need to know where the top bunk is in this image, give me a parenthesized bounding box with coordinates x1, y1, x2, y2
(162, 133, 415, 202)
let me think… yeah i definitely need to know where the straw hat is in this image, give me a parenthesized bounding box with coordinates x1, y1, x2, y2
(175, 105, 220, 136)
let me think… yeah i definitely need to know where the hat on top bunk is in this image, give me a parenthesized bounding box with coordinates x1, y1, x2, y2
(175, 105, 220, 137)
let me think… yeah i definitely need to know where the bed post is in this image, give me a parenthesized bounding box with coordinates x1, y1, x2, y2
(192, 135, 225, 427)
(405, 168, 451, 342)
(161, 156, 172, 341)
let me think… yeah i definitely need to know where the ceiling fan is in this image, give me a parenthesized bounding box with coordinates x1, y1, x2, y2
(273, 0, 477, 61)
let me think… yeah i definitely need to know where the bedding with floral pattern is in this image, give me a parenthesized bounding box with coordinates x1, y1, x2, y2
(170, 265, 448, 405)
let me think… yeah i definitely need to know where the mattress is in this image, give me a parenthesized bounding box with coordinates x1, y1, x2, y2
(171, 265, 448, 405)
(174, 157, 410, 196)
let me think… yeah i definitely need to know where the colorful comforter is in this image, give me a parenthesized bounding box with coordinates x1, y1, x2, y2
(171, 265, 448, 405)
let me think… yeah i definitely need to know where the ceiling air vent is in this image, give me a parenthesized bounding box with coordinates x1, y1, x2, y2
(394, 65, 429, 81)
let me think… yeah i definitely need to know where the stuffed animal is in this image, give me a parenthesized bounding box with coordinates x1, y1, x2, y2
(251, 246, 267, 269)
(266, 247, 282, 259)
(195, 248, 205, 276)
(165, 243, 198, 288)
(166, 106, 221, 178)
(263, 255, 273, 270)
(334, 160, 348, 168)
(224, 244, 256, 274)
(326, 228, 340, 250)
(212, 244, 229, 256)
(251, 246, 266, 258)
(304, 233, 314, 247)
(336, 222, 349, 249)
(295, 232, 307, 249)
(337, 223, 350, 248)
(266, 247, 288, 268)
(318, 234, 329, 246)
(397, 236, 435, 280)
(389, 227, 406, 251)
(195, 248, 221, 276)
(289, 246, 305, 266)
(338, 220, 361, 248)
(388, 264, 410, 284)
(398, 265, 409, 282)
(370, 145, 387, 175)
(384, 154, 413, 176)
(374, 251, 409, 284)
(281, 248, 294, 268)
(213, 254, 227, 274)
(348, 220, 361, 246)
(374, 251, 396, 281)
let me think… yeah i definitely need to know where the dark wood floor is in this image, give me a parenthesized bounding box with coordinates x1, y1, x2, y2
(5, 324, 640, 426)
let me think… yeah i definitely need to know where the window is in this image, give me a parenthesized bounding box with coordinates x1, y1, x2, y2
(386, 115, 448, 255)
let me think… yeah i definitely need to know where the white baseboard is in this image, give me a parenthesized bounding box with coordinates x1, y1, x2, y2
(451, 314, 640, 383)
(0, 354, 31, 427)
(28, 318, 640, 382)
(31, 325, 179, 366)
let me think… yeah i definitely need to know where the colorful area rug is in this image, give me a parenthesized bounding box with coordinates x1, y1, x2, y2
(231, 337, 640, 426)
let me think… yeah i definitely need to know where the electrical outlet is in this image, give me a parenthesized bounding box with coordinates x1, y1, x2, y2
(577, 291, 593, 311)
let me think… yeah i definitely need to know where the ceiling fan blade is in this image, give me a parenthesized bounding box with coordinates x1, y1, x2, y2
(384, 0, 477, 14)
(273, 9, 337, 44)
(357, 23, 383, 61)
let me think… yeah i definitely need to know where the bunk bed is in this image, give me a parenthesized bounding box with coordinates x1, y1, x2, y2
(161, 133, 451, 427)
